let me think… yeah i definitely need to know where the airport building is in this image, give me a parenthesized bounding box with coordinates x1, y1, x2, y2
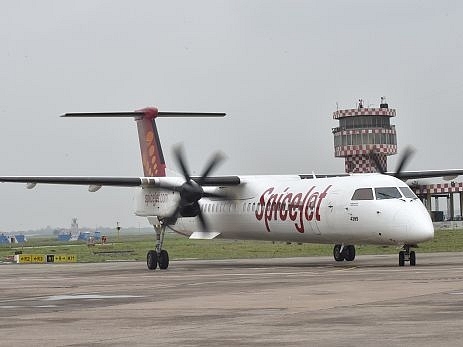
(332, 97, 397, 173)
(333, 98, 462, 222)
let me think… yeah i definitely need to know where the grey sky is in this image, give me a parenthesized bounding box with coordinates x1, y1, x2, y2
(0, 1, 462, 231)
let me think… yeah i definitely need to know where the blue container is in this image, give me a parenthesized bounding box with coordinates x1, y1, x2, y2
(94, 231, 101, 240)
(57, 233, 71, 242)
(14, 234, 26, 243)
(78, 232, 90, 241)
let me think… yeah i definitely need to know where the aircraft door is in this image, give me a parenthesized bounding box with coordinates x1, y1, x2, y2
(324, 190, 341, 232)
(345, 188, 375, 230)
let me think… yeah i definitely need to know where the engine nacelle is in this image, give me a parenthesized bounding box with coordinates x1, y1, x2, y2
(134, 188, 179, 217)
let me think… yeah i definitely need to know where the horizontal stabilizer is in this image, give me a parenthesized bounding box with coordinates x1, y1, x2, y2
(189, 231, 221, 240)
(61, 111, 225, 118)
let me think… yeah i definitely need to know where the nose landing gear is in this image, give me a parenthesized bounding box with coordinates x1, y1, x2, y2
(399, 245, 416, 266)
(333, 244, 356, 262)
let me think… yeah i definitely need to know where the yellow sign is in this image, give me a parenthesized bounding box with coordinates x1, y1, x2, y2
(53, 254, 77, 263)
(31, 254, 45, 263)
(17, 254, 77, 263)
(18, 254, 45, 263)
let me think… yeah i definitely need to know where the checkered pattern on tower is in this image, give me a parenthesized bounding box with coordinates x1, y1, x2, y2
(333, 108, 396, 119)
(344, 154, 387, 173)
(335, 144, 397, 157)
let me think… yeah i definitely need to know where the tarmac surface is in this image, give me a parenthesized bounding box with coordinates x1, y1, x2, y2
(1, 253, 463, 346)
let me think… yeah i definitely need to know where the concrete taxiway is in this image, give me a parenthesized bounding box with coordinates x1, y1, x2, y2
(1, 253, 463, 346)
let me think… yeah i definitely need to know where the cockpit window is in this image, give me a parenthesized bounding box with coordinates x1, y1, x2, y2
(399, 186, 417, 199)
(352, 188, 374, 200)
(375, 187, 402, 200)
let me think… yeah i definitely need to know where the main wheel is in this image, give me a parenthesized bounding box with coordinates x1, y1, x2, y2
(147, 250, 158, 270)
(344, 245, 356, 261)
(399, 251, 405, 267)
(410, 251, 416, 266)
(333, 244, 345, 261)
(158, 249, 169, 270)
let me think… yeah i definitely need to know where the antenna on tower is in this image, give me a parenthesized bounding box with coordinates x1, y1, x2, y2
(380, 96, 388, 109)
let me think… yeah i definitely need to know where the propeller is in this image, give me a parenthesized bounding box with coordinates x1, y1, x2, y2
(370, 146, 415, 178)
(369, 150, 386, 174)
(394, 147, 414, 178)
(165, 145, 228, 231)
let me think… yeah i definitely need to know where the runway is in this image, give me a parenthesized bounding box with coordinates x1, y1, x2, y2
(1, 253, 463, 346)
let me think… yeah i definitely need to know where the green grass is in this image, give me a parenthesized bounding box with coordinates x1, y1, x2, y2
(2, 229, 463, 263)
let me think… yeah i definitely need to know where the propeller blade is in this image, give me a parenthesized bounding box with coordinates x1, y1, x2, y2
(198, 152, 225, 184)
(165, 204, 182, 225)
(197, 210, 209, 233)
(395, 147, 415, 178)
(369, 151, 385, 174)
(173, 145, 191, 182)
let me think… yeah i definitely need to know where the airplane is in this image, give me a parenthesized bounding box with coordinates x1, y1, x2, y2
(1, 106, 463, 270)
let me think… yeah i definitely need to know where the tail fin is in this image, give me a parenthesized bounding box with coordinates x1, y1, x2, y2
(62, 107, 225, 177)
(135, 107, 166, 177)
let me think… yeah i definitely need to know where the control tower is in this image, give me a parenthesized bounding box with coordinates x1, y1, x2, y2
(332, 97, 397, 173)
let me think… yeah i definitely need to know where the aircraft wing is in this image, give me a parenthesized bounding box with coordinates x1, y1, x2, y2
(0, 176, 241, 191)
(388, 170, 463, 181)
(0, 176, 142, 187)
(301, 169, 463, 181)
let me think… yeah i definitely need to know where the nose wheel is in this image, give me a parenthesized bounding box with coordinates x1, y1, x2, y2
(333, 244, 356, 262)
(399, 246, 416, 266)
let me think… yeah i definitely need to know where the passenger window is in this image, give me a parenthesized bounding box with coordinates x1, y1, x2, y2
(399, 187, 417, 199)
(352, 188, 374, 200)
(375, 187, 402, 200)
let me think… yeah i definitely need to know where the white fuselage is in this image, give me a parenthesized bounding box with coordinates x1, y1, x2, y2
(135, 173, 434, 246)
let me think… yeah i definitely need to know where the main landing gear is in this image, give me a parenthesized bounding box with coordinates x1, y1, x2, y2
(147, 224, 169, 270)
(398, 245, 416, 267)
(333, 244, 356, 262)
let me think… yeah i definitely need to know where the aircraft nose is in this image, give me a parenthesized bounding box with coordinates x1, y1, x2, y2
(407, 203, 434, 242)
